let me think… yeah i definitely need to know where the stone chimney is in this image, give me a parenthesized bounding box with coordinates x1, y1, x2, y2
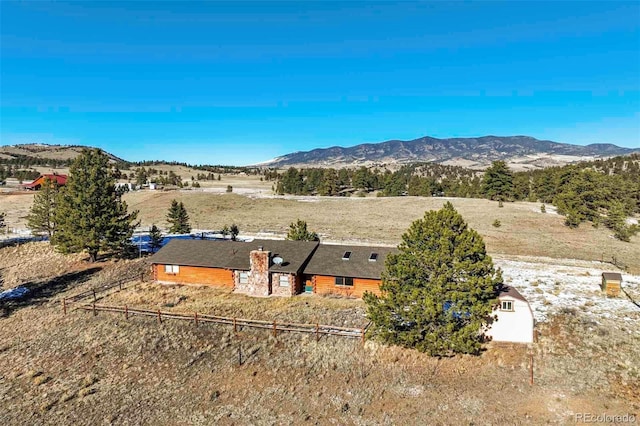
(248, 248, 271, 296)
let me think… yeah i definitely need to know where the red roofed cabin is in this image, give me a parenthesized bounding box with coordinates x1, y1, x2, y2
(23, 174, 68, 190)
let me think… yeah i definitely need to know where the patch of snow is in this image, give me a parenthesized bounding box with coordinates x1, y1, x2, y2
(495, 258, 640, 331)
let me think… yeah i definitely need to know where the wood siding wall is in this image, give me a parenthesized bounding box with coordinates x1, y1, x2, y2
(313, 275, 381, 298)
(154, 264, 234, 288)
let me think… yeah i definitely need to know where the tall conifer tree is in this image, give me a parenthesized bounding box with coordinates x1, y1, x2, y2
(364, 202, 501, 356)
(53, 149, 138, 261)
(148, 224, 164, 252)
(482, 161, 514, 201)
(27, 177, 59, 237)
(166, 200, 191, 234)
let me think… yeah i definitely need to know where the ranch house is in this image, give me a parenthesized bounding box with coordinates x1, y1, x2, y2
(150, 239, 534, 343)
(151, 239, 319, 297)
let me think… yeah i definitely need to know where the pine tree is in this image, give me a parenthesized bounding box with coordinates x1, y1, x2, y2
(606, 200, 638, 242)
(52, 149, 139, 262)
(229, 223, 239, 241)
(364, 202, 501, 356)
(286, 219, 320, 241)
(166, 200, 191, 234)
(27, 177, 59, 237)
(318, 169, 340, 196)
(482, 161, 514, 201)
(148, 224, 164, 252)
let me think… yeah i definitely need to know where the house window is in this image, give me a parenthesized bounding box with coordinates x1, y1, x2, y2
(239, 272, 249, 284)
(369, 252, 378, 262)
(164, 265, 179, 274)
(335, 277, 354, 287)
(279, 275, 289, 287)
(342, 251, 352, 260)
(500, 300, 513, 311)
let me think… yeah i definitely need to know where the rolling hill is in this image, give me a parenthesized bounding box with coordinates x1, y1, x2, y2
(0, 144, 126, 164)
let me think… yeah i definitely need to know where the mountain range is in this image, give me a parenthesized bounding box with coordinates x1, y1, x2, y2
(263, 136, 638, 170)
(1, 136, 637, 171)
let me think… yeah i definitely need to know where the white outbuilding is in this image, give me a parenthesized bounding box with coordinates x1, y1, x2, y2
(486, 286, 534, 344)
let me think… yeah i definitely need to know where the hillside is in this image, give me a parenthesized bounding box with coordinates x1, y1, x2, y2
(264, 135, 637, 169)
(0, 144, 126, 164)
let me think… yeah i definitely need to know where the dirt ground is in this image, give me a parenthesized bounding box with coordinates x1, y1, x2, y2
(0, 243, 638, 425)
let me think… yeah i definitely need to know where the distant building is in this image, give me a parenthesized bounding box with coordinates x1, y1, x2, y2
(23, 174, 68, 190)
(115, 182, 135, 191)
(601, 272, 623, 297)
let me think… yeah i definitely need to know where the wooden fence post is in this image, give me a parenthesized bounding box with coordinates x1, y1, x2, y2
(140, 272, 144, 282)
(157, 310, 162, 324)
(119, 281, 122, 291)
(272, 320, 277, 338)
(93, 290, 97, 302)
(529, 353, 534, 385)
(125, 304, 129, 320)
(315, 323, 319, 342)
(62, 298, 67, 315)
(93, 302, 97, 316)
(194, 312, 198, 327)
(233, 317, 237, 333)
(361, 328, 365, 345)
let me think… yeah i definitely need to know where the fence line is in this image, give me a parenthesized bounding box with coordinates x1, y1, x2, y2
(65, 271, 147, 304)
(68, 302, 368, 342)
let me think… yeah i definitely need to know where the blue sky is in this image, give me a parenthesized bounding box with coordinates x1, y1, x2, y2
(1, 1, 639, 165)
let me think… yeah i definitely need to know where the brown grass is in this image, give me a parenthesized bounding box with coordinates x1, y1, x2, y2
(101, 282, 366, 328)
(125, 191, 640, 272)
(2, 187, 638, 272)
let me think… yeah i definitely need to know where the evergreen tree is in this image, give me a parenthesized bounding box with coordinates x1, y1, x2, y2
(148, 224, 164, 252)
(166, 200, 191, 234)
(229, 223, 239, 241)
(318, 169, 340, 196)
(605, 200, 638, 242)
(482, 161, 514, 201)
(135, 167, 148, 186)
(286, 219, 320, 241)
(280, 167, 305, 195)
(364, 202, 501, 356)
(27, 177, 59, 237)
(53, 149, 139, 262)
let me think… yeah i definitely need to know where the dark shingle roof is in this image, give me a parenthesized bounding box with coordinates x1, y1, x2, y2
(302, 244, 398, 280)
(150, 239, 319, 274)
(602, 272, 623, 281)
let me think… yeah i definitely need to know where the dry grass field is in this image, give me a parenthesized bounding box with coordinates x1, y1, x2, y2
(1, 181, 639, 272)
(0, 243, 638, 425)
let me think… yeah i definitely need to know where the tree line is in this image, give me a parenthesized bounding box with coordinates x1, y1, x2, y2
(271, 155, 640, 241)
(273, 163, 482, 197)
